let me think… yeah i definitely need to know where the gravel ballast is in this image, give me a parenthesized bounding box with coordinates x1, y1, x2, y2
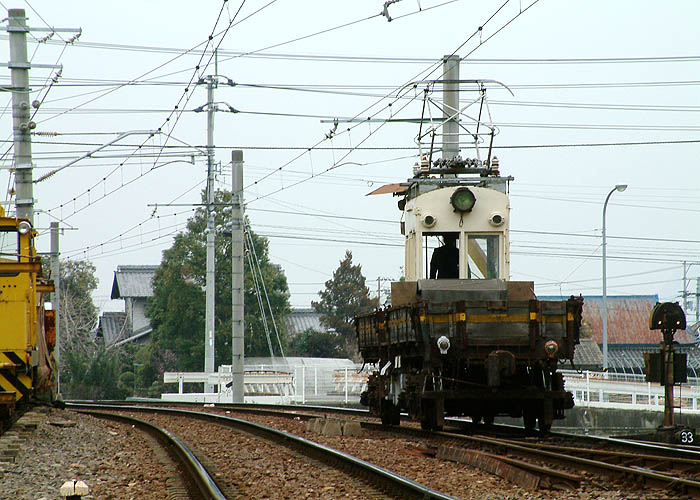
(0, 407, 170, 500)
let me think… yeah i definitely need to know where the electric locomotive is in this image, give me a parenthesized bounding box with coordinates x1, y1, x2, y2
(355, 156, 583, 431)
(0, 206, 56, 427)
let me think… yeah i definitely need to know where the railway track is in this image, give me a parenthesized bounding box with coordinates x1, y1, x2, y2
(69, 403, 460, 500)
(79, 409, 227, 500)
(70, 401, 700, 498)
(360, 422, 700, 497)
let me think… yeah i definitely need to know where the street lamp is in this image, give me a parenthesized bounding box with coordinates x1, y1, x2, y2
(602, 184, 627, 372)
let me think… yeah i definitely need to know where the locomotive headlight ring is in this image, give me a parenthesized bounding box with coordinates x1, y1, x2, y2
(544, 340, 559, 358)
(450, 187, 476, 213)
(437, 335, 451, 355)
(488, 212, 505, 227)
(17, 221, 32, 235)
(422, 214, 437, 228)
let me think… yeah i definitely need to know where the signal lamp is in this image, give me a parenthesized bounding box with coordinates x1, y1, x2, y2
(17, 221, 32, 235)
(450, 187, 476, 213)
(544, 340, 559, 358)
(649, 302, 686, 331)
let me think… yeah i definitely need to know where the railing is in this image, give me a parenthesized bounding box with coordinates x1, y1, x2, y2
(562, 370, 700, 413)
(162, 364, 369, 404)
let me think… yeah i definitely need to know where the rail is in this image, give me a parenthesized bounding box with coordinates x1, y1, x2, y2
(68, 403, 459, 500)
(76, 409, 227, 500)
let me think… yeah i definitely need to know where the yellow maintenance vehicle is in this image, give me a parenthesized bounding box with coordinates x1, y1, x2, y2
(0, 206, 55, 425)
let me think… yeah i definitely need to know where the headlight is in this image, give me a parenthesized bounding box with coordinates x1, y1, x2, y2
(544, 340, 559, 358)
(450, 187, 476, 213)
(17, 221, 32, 235)
(437, 335, 450, 354)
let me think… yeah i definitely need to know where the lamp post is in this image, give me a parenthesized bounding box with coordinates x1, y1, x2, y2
(602, 184, 627, 372)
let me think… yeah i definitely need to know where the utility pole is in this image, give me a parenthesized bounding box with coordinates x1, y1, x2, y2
(695, 276, 700, 321)
(50, 222, 61, 397)
(441, 54, 460, 163)
(204, 75, 217, 393)
(8, 8, 34, 223)
(683, 261, 689, 313)
(231, 150, 244, 403)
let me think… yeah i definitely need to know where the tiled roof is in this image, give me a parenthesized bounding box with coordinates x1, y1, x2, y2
(111, 265, 158, 299)
(283, 308, 325, 337)
(572, 338, 602, 368)
(95, 311, 127, 346)
(541, 295, 696, 345)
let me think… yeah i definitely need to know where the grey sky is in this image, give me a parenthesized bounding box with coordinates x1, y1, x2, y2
(1, 0, 699, 317)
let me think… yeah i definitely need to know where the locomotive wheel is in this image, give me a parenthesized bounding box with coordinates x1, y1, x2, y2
(470, 414, 482, 424)
(420, 398, 443, 431)
(538, 418, 552, 432)
(380, 400, 400, 426)
(483, 414, 494, 425)
(523, 412, 536, 430)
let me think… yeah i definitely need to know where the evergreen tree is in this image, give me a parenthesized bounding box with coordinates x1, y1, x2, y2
(312, 251, 376, 357)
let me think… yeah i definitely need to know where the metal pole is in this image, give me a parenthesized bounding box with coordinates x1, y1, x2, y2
(231, 150, 245, 403)
(8, 9, 34, 223)
(682, 261, 688, 314)
(602, 184, 627, 372)
(663, 330, 675, 427)
(204, 76, 217, 392)
(695, 277, 700, 321)
(50, 222, 61, 397)
(441, 55, 460, 163)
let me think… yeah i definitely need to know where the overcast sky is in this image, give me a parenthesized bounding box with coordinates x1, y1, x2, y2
(1, 0, 699, 322)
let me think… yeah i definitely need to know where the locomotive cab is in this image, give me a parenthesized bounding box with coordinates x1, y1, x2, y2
(402, 172, 510, 281)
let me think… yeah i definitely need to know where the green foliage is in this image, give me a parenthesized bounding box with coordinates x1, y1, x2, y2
(289, 328, 348, 358)
(54, 258, 111, 399)
(145, 189, 290, 385)
(62, 348, 129, 400)
(312, 251, 376, 357)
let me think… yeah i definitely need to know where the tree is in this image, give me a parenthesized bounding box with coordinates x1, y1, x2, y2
(146, 189, 290, 384)
(58, 259, 99, 356)
(312, 251, 376, 358)
(289, 328, 348, 358)
(53, 259, 102, 398)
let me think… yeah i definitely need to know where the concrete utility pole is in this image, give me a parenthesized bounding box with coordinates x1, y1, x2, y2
(8, 8, 34, 223)
(50, 222, 61, 397)
(231, 150, 244, 403)
(204, 76, 217, 393)
(441, 54, 460, 162)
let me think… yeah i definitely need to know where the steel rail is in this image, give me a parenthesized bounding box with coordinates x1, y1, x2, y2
(363, 421, 700, 497)
(68, 403, 459, 500)
(76, 409, 227, 500)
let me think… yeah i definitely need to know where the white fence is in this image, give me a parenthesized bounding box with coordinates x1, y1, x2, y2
(162, 364, 368, 404)
(162, 365, 700, 413)
(563, 370, 700, 413)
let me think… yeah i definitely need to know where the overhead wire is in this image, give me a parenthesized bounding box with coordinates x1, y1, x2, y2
(46, 0, 254, 219)
(244, 0, 541, 203)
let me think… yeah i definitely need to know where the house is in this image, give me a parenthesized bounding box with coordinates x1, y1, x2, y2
(97, 265, 158, 347)
(283, 308, 325, 338)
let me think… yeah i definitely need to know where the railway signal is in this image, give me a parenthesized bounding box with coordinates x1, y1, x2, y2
(644, 301, 692, 443)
